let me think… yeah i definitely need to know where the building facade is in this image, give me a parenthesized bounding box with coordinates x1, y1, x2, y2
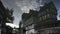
(35, 1, 57, 30)
(22, 10, 38, 34)
(35, 1, 60, 34)
(21, 1, 60, 34)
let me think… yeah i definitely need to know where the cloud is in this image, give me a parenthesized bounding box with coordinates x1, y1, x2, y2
(1, 0, 60, 26)
(1, 0, 44, 25)
(15, 0, 41, 13)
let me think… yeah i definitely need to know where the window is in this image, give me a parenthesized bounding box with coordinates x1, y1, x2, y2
(0, 24, 1, 28)
(21, 24, 23, 28)
(46, 14, 50, 18)
(39, 17, 41, 21)
(53, 15, 55, 17)
(47, 9, 49, 12)
(43, 16, 45, 20)
(0, 14, 3, 19)
(47, 14, 50, 18)
(45, 15, 46, 19)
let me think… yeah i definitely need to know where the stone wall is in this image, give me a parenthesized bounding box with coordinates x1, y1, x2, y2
(39, 27, 60, 34)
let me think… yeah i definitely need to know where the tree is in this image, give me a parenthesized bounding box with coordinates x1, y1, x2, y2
(0, 0, 14, 34)
(5, 8, 14, 23)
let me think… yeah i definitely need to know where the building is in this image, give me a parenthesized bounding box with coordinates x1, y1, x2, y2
(22, 10, 38, 34)
(35, 1, 57, 30)
(20, 1, 60, 34)
(35, 1, 58, 34)
(56, 20, 60, 26)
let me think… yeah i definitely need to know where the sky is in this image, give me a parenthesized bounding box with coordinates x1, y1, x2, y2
(1, 0, 60, 26)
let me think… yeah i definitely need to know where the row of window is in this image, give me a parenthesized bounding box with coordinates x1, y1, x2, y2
(26, 24, 34, 30)
(39, 14, 50, 21)
(39, 9, 50, 16)
(25, 17, 33, 26)
(39, 7, 56, 16)
(39, 14, 56, 21)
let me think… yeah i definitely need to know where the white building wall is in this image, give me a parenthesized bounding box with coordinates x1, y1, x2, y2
(25, 24, 37, 34)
